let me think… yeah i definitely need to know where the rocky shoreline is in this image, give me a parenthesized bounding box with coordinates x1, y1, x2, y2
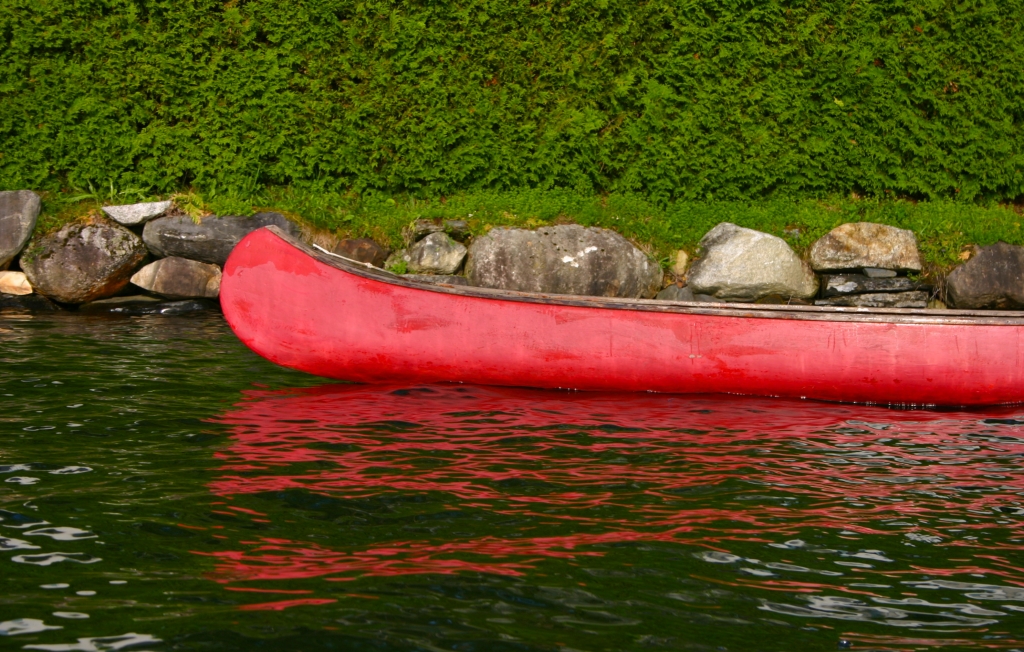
(2, 189, 1022, 315)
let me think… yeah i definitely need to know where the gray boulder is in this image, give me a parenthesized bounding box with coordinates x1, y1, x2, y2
(815, 291, 929, 308)
(143, 212, 299, 265)
(809, 223, 921, 272)
(130, 256, 221, 299)
(332, 238, 389, 267)
(101, 200, 172, 226)
(21, 218, 147, 304)
(946, 242, 1024, 309)
(688, 223, 817, 302)
(406, 232, 467, 275)
(0, 190, 41, 269)
(466, 225, 663, 298)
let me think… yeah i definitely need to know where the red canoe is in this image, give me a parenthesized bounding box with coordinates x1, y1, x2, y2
(221, 226, 1024, 406)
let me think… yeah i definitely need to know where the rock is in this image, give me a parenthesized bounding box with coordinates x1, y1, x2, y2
(101, 200, 172, 226)
(0, 293, 60, 312)
(0, 190, 41, 270)
(130, 257, 221, 299)
(443, 219, 471, 240)
(406, 232, 467, 275)
(655, 284, 724, 303)
(656, 284, 694, 301)
(79, 295, 162, 312)
(672, 250, 689, 278)
(332, 238, 389, 267)
(466, 225, 663, 298)
(820, 274, 930, 298)
(945, 242, 1024, 309)
(809, 223, 921, 272)
(385, 249, 409, 271)
(143, 212, 299, 265)
(815, 291, 930, 308)
(863, 267, 897, 278)
(79, 297, 218, 316)
(21, 219, 147, 304)
(0, 271, 32, 295)
(407, 218, 445, 243)
(687, 223, 818, 302)
(402, 274, 469, 286)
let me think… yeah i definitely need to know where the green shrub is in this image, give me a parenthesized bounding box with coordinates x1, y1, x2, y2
(2, 1, 1022, 202)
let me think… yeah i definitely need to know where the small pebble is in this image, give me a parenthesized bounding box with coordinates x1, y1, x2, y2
(109, 580, 127, 585)
(76, 590, 96, 596)
(41, 583, 69, 589)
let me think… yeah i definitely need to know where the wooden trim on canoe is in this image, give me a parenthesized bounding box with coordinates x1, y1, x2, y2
(267, 226, 1024, 327)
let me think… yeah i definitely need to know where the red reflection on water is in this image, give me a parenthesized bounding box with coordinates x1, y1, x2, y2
(204, 385, 1024, 587)
(237, 597, 337, 611)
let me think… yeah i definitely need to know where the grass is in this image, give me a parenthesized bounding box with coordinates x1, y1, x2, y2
(32, 186, 1024, 281)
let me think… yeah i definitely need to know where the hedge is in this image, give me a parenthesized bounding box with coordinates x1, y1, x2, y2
(2, 0, 1022, 202)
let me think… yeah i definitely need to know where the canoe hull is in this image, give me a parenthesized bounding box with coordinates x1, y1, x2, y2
(222, 228, 1024, 406)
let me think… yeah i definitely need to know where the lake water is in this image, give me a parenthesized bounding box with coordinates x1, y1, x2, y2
(2, 312, 1024, 651)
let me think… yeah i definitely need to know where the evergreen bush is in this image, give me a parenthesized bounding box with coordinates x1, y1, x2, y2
(2, 0, 1022, 201)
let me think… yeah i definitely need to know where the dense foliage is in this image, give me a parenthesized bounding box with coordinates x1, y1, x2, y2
(2, 0, 1022, 201)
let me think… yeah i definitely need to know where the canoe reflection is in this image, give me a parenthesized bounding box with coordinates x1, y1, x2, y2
(202, 385, 1024, 588)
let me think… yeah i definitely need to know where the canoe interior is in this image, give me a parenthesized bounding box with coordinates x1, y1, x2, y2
(275, 227, 1024, 327)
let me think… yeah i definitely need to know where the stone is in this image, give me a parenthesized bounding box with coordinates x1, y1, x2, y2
(385, 249, 409, 271)
(143, 212, 299, 265)
(694, 293, 727, 304)
(402, 274, 469, 286)
(0, 293, 60, 312)
(655, 284, 724, 303)
(101, 200, 172, 226)
(687, 223, 818, 302)
(408, 218, 445, 243)
(79, 295, 162, 311)
(815, 291, 929, 308)
(863, 267, 897, 278)
(79, 298, 218, 316)
(130, 257, 221, 299)
(466, 225, 663, 298)
(820, 274, 930, 298)
(0, 271, 32, 295)
(0, 190, 41, 270)
(21, 218, 147, 304)
(945, 242, 1024, 309)
(671, 250, 689, 278)
(406, 232, 467, 275)
(809, 223, 921, 272)
(443, 219, 471, 240)
(332, 238, 389, 267)
(656, 284, 694, 302)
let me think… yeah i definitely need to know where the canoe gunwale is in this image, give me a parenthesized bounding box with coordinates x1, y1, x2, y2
(264, 226, 1024, 327)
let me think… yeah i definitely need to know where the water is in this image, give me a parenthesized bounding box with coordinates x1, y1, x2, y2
(2, 313, 1024, 652)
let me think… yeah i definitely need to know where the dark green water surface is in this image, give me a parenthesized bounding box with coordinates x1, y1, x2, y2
(2, 313, 1024, 651)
